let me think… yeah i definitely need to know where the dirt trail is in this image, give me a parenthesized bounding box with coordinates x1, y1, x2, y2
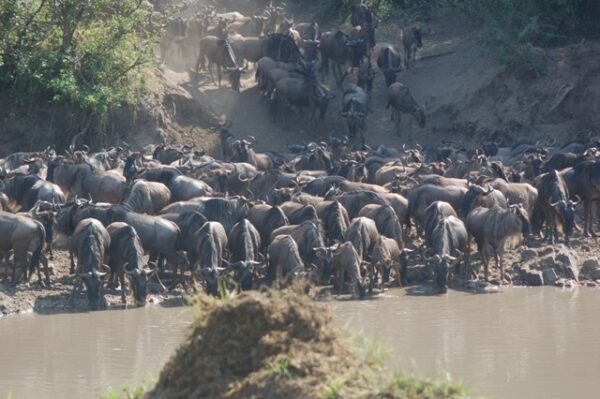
(160, 5, 600, 154)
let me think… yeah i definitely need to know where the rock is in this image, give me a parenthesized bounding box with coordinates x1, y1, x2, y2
(555, 279, 566, 287)
(585, 281, 597, 287)
(537, 247, 554, 257)
(580, 259, 600, 280)
(538, 255, 556, 269)
(520, 249, 538, 262)
(542, 268, 558, 285)
(524, 270, 544, 286)
(564, 265, 579, 282)
(555, 252, 577, 269)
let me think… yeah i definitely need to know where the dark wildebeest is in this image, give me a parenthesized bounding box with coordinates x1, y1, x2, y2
(247, 204, 289, 252)
(0, 211, 48, 286)
(345, 216, 380, 261)
(270, 221, 326, 274)
(272, 73, 334, 124)
(0, 173, 65, 211)
(152, 144, 193, 165)
(341, 84, 369, 144)
(279, 202, 319, 225)
(559, 161, 600, 237)
(358, 204, 403, 247)
(350, 3, 377, 49)
(407, 184, 467, 237)
(47, 158, 126, 203)
(315, 200, 350, 244)
(377, 45, 402, 86)
(70, 218, 111, 310)
(193, 222, 228, 285)
(160, 196, 250, 234)
(122, 180, 171, 215)
(422, 201, 457, 243)
(533, 170, 578, 244)
(402, 27, 422, 68)
(228, 218, 261, 262)
(320, 30, 366, 86)
(425, 215, 469, 293)
(314, 242, 367, 298)
(325, 189, 389, 219)
(133, 166, 213, 202)
(459, 184, 508, 218)
(161, 211, 208, 266)
(267, 234, 304, 287)
(195, 36, 245, 91)
(484, 178, 538, 217)
(357, 60, 376, 99)
(387, 82, 425, 134)
(106, 222, 155, 306)
(466, 205, 530, 282)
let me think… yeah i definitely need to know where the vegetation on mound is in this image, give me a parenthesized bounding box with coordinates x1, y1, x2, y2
(0, 0, 162, 126)
(144, 289, 470, 399)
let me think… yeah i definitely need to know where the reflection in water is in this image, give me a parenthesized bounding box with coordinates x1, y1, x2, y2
(331, 287, 600, 399)
(0, 288, 599, 399)
(0, 306, 193, 399)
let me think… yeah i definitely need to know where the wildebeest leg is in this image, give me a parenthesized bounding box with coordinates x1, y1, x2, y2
(119, 272, 127, 304)
(395, 108, 401, 133)
(39, 253, 50, 287)
(584, 201, 593, 237)
(494, 248, 502, 284)
(69, 250, 75, 275)
(217, 64, 222, 88)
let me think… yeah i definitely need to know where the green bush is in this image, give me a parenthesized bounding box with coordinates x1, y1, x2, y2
(0, 0, 162, 116)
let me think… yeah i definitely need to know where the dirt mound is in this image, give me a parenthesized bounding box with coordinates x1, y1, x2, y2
(147, 289, 354, 399)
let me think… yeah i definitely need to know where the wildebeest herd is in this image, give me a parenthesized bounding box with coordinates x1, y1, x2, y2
(161, 0, 426, 144)
(1, 2, 598, 310)
(1, 124, 599, 309)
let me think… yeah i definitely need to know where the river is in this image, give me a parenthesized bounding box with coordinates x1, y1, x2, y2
(0, 287, 599, 398)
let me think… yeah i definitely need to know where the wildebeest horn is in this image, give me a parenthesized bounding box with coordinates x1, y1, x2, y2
(247, 135, 257, 146)
(550, 200, 566, 208)
(82, 145, 90, 153)
(483, 185, 494, 195)
(237, 174, 250, 182)
(569, 195, 581, 206)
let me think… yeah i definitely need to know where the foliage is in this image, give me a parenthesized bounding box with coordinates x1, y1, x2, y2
(104, 382, 150, 399)
(0, 0, 162, 116)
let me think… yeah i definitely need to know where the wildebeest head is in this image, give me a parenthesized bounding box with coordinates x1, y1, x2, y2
(460, 184, 494, 217)
(225, 65, 248, 92)
(426, 254, 456, 294)
(123, 262, 155, 306)
(199, 266, 227, 296)
(509, 204, 530, 236)
(78, 265, 109, 310)
(551, 196, 579, 239)
(226, 260, 264, 291)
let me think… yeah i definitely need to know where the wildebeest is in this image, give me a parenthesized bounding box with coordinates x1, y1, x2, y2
(358, 204, 403, 247)
(247, 203, 289, 251)
(326, 189, 389, 219)
(193, 221, 228, 283)
(459, 184, 508, 218)
(371, 236, 404, 289)
(402, 26, 422, 68)
(267, 234, 304, 287)
(107, 222, 155, 306)
(228, 218, 261, 262)
(122, 180, 171, 215)
(407, 184, 467, 236)
(559, 161, 600, 237)
(425, 215, 469, 293)
(350, 3, 377, 48)
(0, 211, 48, 286)
(70, 218, 111, 310)
(387, 82, 425, 134)
(0, 173, 65, 211)
(196, 36, 245, 91)
(533, 170, 578, 243)
(422, 201, 457, 243)
(320, 31, 366, 86)
(377, 45, 402, 86)
(466, 205, 530, 282)
(270, 221, 326, 273)
(47, 158, 126, 203)
(315, 200, 350, 244)
(314, 242, 366, 298)
(341, 84, 369, 144)
(345, 216, 380, 261)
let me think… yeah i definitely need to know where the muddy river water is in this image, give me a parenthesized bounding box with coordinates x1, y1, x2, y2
(1, 287, 599, 398)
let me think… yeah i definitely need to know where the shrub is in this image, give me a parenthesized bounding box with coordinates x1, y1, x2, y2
(0, 0, 162, 117)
